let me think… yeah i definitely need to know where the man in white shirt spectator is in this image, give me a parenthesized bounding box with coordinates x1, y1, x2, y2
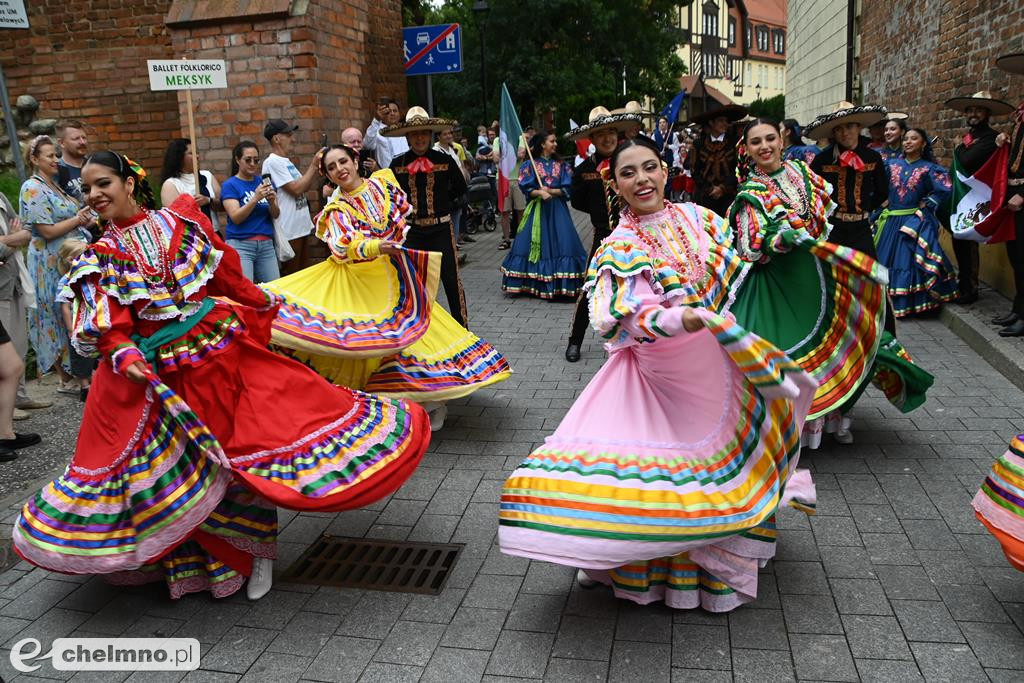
(364, 98, 410, 171)
(262, 119, 325, 272)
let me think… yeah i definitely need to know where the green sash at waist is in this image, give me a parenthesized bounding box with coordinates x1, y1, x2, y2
(874, 207, 918, 245)
(131, 297, 216, 365)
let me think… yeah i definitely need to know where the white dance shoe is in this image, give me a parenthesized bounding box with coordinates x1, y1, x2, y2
(246, 557, 273, 601)
(576, 569, 599, 588)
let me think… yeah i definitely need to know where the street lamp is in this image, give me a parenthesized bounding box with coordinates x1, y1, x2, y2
(755, 83, 762, 101)
(472, 0, 490, 122)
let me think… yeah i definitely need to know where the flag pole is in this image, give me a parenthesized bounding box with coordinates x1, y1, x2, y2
(520, 133, 547, 190)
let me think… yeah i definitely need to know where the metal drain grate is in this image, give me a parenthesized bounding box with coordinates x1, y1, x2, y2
(281, 535, 463, 595)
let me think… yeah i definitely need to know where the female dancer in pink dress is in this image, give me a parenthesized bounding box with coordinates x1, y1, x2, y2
(498, 137, 818, 611)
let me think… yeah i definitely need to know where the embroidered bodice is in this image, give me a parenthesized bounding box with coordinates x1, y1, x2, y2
(317, 174, 412, 262)
(518, 158, 572, 196)
(585, 201, 747, 350)
(885, 158, 951, 211)
(729, 160, 836, 263)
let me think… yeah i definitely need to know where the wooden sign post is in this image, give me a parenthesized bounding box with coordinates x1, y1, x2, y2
(147, 59, 228, 194)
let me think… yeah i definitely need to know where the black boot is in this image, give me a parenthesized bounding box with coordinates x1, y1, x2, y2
(993, 312, 1019, 327)
(999, 320, 1024, 337)
(565, 344, 581, 363)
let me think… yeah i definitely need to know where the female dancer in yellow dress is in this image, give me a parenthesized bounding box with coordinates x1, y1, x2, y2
(264, 145, 511, 429)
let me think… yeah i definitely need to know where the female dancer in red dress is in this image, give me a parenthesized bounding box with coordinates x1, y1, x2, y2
(13, 152, 431, 600)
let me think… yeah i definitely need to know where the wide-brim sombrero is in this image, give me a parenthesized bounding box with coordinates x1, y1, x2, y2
(610, 100, 653, 116)
(691, 104, 748, 125)
(996, 53, 1024, 75)
(382, 106, 458, 137)
(804, 102, 887, 140)
(566, 106, 643, 140)
(944, 91, 1014, 116)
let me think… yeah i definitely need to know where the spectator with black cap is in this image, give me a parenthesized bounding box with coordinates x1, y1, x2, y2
(262, 118, 325, 271)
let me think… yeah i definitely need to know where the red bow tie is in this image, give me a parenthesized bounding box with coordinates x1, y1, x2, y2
(839, 150, 866, 171)
(406, 157, 435, 175)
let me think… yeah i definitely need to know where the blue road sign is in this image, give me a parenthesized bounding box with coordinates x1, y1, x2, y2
(403, 23, 462, 76)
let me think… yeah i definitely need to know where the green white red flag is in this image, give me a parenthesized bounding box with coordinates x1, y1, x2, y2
(950, 143, 1015, 244)
(498, 83, 524, 212)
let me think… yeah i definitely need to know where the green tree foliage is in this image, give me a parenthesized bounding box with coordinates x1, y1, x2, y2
(406, 0, 690, 133)
(748, 94, 785, 122)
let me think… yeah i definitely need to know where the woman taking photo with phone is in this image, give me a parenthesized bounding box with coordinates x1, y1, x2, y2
(220, 140, 280, 282)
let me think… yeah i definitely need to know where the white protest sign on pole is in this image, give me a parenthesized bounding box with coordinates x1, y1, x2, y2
(146, 60, 228, 195)
(0, 0, 28, 30)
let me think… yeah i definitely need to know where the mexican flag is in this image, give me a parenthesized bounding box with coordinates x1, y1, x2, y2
(497, 83, 524, 213)
(950, 143, 1015, 243)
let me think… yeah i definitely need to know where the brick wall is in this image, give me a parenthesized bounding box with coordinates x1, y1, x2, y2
(859, 0, 1024, 295)
(0, 0, 178, 175)
(0, 0, 406, 191)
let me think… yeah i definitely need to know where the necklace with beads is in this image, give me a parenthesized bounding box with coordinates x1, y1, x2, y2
(753, 162, 810, 217)
(109, 211, 172, 283)
(625, 203, 705, 283)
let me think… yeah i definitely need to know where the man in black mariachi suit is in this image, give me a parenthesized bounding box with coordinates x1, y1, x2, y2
(563, 107, 642, 363)
(808, 102, 893, 337)
(689, 104, 747, 217)
(385, 107, 469, 327)
(944, 90, 1015, 307)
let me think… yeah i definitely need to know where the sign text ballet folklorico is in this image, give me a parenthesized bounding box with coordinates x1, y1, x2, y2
(147, 60, 228, 91)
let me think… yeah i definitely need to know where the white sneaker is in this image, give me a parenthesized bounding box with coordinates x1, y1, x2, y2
(834, 427, 854, 444)
(576, 569, 599, 588)
(427, 403, 447, 432)
(246, 557, 273, 601)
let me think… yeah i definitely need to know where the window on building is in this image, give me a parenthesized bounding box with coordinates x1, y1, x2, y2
(703, 11, 719, 36)
(745, 62, 752, 83)
(703, 52, 720, 78)
(728, 17, 736, 46)
(775, 67, 783, 89)
(756, 26, 769, 51)
(745, 23, 752, 50)
(773, 29, 785, 54)
(727, 56, 739, 80)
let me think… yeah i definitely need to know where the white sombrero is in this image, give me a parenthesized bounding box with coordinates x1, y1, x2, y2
(566, 106, 642, 141)
(804, 101, 888, 140)
(610, 100, 653, 116)
(382, 106, 459, 137)
(944, 90, 1014, 116)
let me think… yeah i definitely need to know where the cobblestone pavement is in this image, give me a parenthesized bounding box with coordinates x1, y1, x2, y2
(1, 214, 1023, 682)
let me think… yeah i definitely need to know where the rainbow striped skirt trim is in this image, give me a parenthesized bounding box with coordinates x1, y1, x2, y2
(726, 230, 887, 420)
(499, 310, 817, 609)
(973, 434, 1024, 572)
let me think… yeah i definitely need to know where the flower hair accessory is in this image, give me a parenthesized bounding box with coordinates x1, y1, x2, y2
(123, 155, 147, 180)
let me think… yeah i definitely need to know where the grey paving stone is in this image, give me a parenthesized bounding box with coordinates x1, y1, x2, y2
(421, 646, 491, 683)
(909, 642, 987, 682)
(838, 475, 888, 505)
(892, 600, 965, 643)
(393, 468, 447, 501)
(282, 514, 331, 544)
(505, 592, 565, 633)
(56, 580, 122, 614)
(958, 621, 1024, 669)
(479, 546, 530, 577)
(862, 532, 921, 566)
(607, 641, 670, 683)
(979, 566, 1024, 604)
(956, 532, 1011, 567)
(817, 544, 877, 579)
(901, 518, 961, 551)
(374, 620, 445, 666)
(3, 606, 90, 649)
(873, 565, 940, 601)
(849, 503, 902, 533)
(520, 562, 575, 596)
(182, 673, 241, 682)
(301, 586, 362, 617)
(485, 631, 554, 678)
(669, 669, 731, 683)
(854, 659, 924, 682)
(325, 509, 379, 538)
(544, 657, 608, 682)
(425, 488, 472, 516)
(789, 634, 858, 682)
(774, 561, 830, 595)
(614, 602, 672, 644)
(305, 635, 380, 682)
(267, 610, 342, 656)
(748, 573, 782, 609)
(401, 587, 466, 625)
(935, 584, 1008, 623)
(407, 514, 461, 543)
(780, 593, 843, 635)
(841, 614, 913, 660)
(236, 588, 309, 629)
(358, 662, 423, 682)
(199, 625, 277, 674)
(0, 578, 87, 621)
(440, 606, 507, 650)
(809, 515, 862, 547)
(552, 614, 615, 661)
(829, 578, 892, 616)
(375, 499, 428, 527)
(239, 652, 311, 682)
(671, 624, 730, 671)
(336, 592, 411, 640)
(729, 607, 789, 650)
(774, 529, 821, 562)
(464, 573, 523, 611)
(731, 648, 795, 682)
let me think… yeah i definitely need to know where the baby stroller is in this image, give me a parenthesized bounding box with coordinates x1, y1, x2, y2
(464, 174, 498, 234)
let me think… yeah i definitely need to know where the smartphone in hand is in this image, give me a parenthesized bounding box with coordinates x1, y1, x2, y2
(320, 133, 328, 149)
